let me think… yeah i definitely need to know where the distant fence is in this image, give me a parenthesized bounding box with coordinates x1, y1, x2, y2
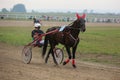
(0, 14, 76, 22)
(91, 18, 120, 23)
(0, 13, 120, 23)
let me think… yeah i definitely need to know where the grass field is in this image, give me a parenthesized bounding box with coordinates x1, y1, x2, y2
(0, 27, 32, 45)
(80, 26, 120, 55)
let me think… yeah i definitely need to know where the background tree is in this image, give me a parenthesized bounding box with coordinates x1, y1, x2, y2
(83, 9, 88, 13)
(1, 8, 9, 13)
(11, 4, 26, 12)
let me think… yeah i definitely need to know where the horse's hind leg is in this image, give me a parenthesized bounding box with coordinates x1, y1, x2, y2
(51, 47, 58, 65)
(47, 44, 58, 65)
(63, 46, 71, 65)
(45, 48, 52, 63)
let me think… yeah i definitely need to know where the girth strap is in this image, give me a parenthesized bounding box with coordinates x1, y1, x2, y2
(69, 34, 78, 47)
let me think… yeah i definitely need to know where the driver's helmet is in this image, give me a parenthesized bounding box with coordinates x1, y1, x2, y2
(34, 23, 41, 28)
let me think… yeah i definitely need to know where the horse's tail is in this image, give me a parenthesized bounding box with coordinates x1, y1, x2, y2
(42, 35, 48, 58)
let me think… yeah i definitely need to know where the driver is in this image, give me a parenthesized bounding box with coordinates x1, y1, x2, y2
(31, 23, 44, 47)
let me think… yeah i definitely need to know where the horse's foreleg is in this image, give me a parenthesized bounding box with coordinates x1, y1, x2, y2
(45, 48, 52, 63)
(72, 45, 77, 68)
(63, 46, 71, 65)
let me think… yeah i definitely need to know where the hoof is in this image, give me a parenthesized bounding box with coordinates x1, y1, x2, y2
(63, 62, 67, 65)
(72, 64, 77, 68)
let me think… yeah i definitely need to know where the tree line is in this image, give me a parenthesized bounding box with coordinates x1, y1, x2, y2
(1, 4, 26, 13)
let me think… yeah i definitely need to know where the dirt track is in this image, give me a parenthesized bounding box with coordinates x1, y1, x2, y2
(0, 43, 120, 80)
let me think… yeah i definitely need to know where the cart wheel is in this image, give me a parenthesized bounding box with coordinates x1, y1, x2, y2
(22, 46, 32, 64)
(54, 48, 64, 64)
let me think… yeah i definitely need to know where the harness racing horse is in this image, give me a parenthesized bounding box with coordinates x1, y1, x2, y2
(42, 13, 86, 68)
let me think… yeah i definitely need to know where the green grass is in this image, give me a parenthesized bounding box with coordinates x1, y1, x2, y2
(0, 27, 33, 46)
(0, 26, 120, 57)
(78, 26, 120, 56)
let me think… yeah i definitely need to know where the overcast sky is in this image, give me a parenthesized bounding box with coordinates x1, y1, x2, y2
(0, 0, 120, 13)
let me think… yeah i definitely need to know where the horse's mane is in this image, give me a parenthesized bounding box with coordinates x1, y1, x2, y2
(68, 21, 74, 27)
(67, 19, 78, 28)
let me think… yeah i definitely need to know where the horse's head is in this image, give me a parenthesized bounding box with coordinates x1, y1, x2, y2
(75, 13, 86, 32)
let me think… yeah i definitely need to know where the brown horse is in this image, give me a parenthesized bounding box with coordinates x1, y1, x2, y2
(42, 13, 86, 68)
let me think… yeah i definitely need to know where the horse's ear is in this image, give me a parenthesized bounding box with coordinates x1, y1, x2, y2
(81, 13, 86, 19)
(76, 13, 80, 19)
